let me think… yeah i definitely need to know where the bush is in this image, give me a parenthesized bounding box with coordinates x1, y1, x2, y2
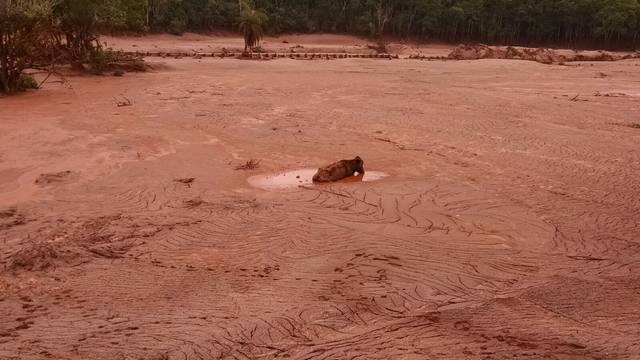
(87, 47, 118, 74)
(0, 0, 53, 94)
(18, 74, 38, 90)
(86, 47, 147, 75)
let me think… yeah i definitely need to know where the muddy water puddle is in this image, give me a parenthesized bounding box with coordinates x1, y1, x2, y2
(249, 169, 387, 190)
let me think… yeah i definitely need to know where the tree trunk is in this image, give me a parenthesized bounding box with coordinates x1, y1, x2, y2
(1, 32, 12, 93)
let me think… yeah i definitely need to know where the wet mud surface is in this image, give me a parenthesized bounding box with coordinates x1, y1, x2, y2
(1, 35, 640, 359)
(248, 169, 387, 190)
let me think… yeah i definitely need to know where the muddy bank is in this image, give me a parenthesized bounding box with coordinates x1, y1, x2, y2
(447, 43, 640, 64)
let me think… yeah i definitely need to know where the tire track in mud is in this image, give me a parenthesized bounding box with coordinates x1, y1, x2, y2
(0, 177, 558, 359)
(368, 88, 640, 278)
(284, 182, 550, 302)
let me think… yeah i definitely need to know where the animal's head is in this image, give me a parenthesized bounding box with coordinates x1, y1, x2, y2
(352, 156, 364, 174)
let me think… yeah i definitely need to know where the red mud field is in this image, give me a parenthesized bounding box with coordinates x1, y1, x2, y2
(1, 34, 640, 359)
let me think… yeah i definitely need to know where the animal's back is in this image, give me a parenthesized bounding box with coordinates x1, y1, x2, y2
(313, 157, 365, 182)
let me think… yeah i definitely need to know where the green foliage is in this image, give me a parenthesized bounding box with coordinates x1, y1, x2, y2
(86, 47, 117, 74)
(239, 7, 268, 52)
(86, 47, 147, 74)
(167, 16, 187, 35)
(0, 0, 53, 94)
(135, 0, 640, 48)
(1, 0, 150, 95)
(98, 0, 147, 32)
(18, 73, 39, 90)
(55, 0, 100, 61)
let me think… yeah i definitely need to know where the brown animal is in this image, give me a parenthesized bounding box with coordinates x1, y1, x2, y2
(313, 156, 365, 183)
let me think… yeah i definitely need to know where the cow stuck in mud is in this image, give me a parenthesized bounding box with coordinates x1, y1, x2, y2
(312, 156, 365, 182)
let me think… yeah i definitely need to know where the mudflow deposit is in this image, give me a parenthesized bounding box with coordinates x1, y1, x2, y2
(1, 34, 640, 359)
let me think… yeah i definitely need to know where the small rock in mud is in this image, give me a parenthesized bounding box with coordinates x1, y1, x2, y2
(35, 171, 72, 185)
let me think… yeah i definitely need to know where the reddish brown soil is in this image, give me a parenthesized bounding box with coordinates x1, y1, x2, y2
(1, 35, 640, 359)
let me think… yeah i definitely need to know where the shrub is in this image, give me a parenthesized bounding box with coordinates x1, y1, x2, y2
(0, 0, 53, 94)
(18, 73, 38, 90)
(86, 47, 118, 74)
(86, 47, 147, 75)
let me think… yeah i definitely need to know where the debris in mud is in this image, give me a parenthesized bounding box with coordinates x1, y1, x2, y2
(0, 207, 17, 218)
(448, 44, 562, 64)
(235, 159, 261, 170)
(174, 177, 195, 186)
(0, 216, 26, 230)
(447, 44, 640, 64)
(567, 94, 589, 102)
(184, 198, 205, 208)
(115, 96, 133, 107)
(367, 40, 388, 54)
(374, 137, 424, 151)
(610, 122, 640, 129)
(35, 170, 72, 185)
(313, 156, 364, 183)
(3, 214, 175, 272)
(567, 255, 608, 261)
(5, 240, 76, 272)
(594, 91, 628, 98)
(374, 137, 392, 143)
(0, 208, 26, 230)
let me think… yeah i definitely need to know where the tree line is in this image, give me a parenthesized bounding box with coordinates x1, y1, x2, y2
(117, 0, 638, 48)
(2, 0, 639, 94)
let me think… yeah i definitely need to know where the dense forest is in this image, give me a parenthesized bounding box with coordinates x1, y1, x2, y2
(102, 0, 640, 48)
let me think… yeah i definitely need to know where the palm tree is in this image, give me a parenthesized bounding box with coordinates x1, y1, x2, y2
(238, 8, 267, 54)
